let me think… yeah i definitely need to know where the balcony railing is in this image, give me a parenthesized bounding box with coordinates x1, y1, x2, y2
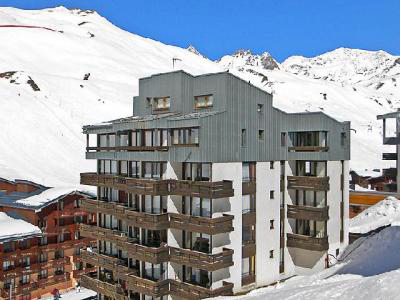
(170, 280, 233, 299)
(286, 233, 329, 251)
(241, 273, 256, 286)
(242, 211, 256, 226)
(287, 176, 330, 191)
(81, 274, 126, 300)
(81, 250, 138, 280)
(288, 146, 329, 152)
(242, 181, 256, 195)
(80, 173, 170, 195)
(287, 205, 329, 221)
(80, 173, 234, 198)
(80, 224, 169, 264)
(81, 198, 169, 230)
(170, 180, 234, 198)
(169, 248, 233, 271)
(124, 275, 170, 298)
(169, 213, 233, 235)
(242, 242, 256, 258)
(86, 145, 169, 152)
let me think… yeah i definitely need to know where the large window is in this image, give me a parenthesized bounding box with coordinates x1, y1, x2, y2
(183, 163, 211, 181)
(194, 94, 213, 108)
(143, 195, 167, 214)
(289, 131, 327, 147)
(153, 97, 170, 111)
(142, 162, 165, 179)
(183, 196, 211, 217)
(172, 128, 199, 145)
(143, 262, 167, 281)
(242, 162, 256, 182)
(241, 256, 255, 277)
(242, 194, 255, 213)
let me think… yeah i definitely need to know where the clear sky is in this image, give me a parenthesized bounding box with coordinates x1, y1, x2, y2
(2, 0, 399, 62)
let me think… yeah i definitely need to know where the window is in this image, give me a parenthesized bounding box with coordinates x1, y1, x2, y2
(341, 132, 346, 146)
(38, 219, 47, 229)
(55, 266, 64, 275)
(257, 104, 263, 113)
(59, 200, 64, 210)
(241, 129, 247, 147)
(241, 256, 255, 277)
(171, 128, 199, 145)
(20, 256, 30, 268)
(270, 161, 274, 169)
(21, 275, 30, 284)
(55, 250, 64, 260)
(258, 130, 264, 140)
(336, 248, 340, 257)
(153, 97, 170, 111)
(270, 219, 275, 229)
(74, 199, 80, 208)
(270, 190, 275, 199)
(270, 250, 274, 258)
(3, 261, 14, 271)
(39, 236, 47, 246)
(39, 269, 48, 279)
(194, 94, 213, 108)
(142, 162, 165, 179)
(146, 97, 152, 107)
(3, 242, 14, 253)
(39, 252, 48, 263)
(281, 132, 286, 146)
(242, 195, 255, 213)
(75, 247, 81, 256)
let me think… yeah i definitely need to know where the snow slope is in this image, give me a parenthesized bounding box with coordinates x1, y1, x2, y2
(0, 6, 220, 186)
(221, 226, 400, 300)
(0, 6, 399, 186)
(349, 197, 400, 234)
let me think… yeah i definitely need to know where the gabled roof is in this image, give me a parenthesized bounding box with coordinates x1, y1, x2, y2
(0, 212, 42, 243)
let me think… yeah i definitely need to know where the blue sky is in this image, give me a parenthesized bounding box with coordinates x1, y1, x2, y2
(2, 0, 399, 62)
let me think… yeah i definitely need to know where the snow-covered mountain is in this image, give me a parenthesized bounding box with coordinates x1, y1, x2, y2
(0, 6, 398, 186)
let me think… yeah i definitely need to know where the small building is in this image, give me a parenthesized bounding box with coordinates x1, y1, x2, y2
(349, 190, 397, 218)
(0, 178, 96, 299)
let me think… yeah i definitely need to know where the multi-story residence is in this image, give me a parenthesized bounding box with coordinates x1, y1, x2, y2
(377, 111, 400, 192)
(0, 178, 96, 299)
(80, 70, 350, 299)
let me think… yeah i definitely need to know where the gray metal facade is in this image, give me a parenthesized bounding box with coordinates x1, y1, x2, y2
(83, 70, 350, 163)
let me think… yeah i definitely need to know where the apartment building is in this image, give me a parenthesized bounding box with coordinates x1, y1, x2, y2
(0, 179, 96, 299)
(80, 70, 350, 299)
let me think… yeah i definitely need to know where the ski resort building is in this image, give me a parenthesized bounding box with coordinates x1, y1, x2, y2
(0, 179, 96, 300)
(80, 70, 350, 299)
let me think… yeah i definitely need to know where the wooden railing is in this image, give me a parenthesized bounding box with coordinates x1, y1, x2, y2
(170, 280, 233, 299)
(80, 173, 170, 195)
(79, 224, 169, 264)
(81, 274, 126, 300)
(80, 173, 234, 198)
(287, 205, 329, 221)
(169, 213, 233, 235)
(241, 273, 256, 286)
(124, 275, 170, 297)
(86, 145, 169, 152)
(169, 248, 233, 271)
(287, 176, 330, 191)
(170, 180, 234, 198)
(242, 181, 256, 195)
(288, 146, 329, 152)
(286, 233, 329, 251)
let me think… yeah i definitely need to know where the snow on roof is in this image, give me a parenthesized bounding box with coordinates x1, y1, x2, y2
(352, 169, 382, 178)
(0, 186, 94, 211)
(350, 197, 400, 234)
(0, 212, 41, 242)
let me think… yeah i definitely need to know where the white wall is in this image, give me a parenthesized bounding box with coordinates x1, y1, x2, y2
(212, 162, 242, 292)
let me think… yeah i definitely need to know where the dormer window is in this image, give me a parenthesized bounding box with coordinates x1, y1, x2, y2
(153, 97, 170, 111)
(195, 94, 213, 109)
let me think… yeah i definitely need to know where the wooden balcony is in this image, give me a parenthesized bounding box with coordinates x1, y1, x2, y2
(242, 273, 256, 286)
(124, 275, 170, 298)
(242, 212, 256, 226)
(287, 233, 329, 251)
(383, 153, 397, 160)
(81, 198, 169, 230)
(287, 205, 329, 221)
(80, 224, 169, 264)
(80, 173, 170, 195)
(169, 213, 233, 235)
(242, 181, 256, 195)
(170, 280, 233, 299)
(170, 180, 234, 198)
(242, 242, 256, 258)
(169, 248, 233, 272)
(81, 250, 138, 280)
(81, 274, 126, 300)
(287, 176, 330, 191)
(86, 145, 169, 152)
(288, 146, 329, 152)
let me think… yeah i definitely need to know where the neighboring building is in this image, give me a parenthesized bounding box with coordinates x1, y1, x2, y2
(350, 169, 396, 192)
(80, 70, 350, 299)
(0, 179, 96, 300)
(349, 190, 396, 218)
(377, 111, 400, 192)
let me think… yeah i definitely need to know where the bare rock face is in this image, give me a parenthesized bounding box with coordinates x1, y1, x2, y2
(230, 49, 280, 70)
(187, 45, 207, 59)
